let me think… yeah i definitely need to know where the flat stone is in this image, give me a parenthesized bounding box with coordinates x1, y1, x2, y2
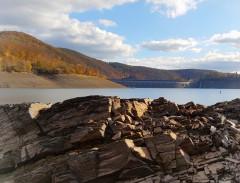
(192, 171, 209, 183)
(208, 162, 225, 174)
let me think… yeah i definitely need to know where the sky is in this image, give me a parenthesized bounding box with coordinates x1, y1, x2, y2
(1, 0, 240, 72)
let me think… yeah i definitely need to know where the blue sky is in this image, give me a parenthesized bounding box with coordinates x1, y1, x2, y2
(1, 0, 240, 72)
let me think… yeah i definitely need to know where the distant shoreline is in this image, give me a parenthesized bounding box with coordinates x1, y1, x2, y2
(111, 79, 240, 89)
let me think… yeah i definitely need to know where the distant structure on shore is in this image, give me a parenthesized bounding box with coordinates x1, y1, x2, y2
(111, 79, 240, 89)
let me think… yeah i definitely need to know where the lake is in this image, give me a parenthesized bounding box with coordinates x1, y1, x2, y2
(0, 88, 239, 106)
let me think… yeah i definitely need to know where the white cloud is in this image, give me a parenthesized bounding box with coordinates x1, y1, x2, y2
(99, 19, 117, 27)
(189, 48, 202, 53)
(203, 52, 240, 62)
(140, 38, 197, 52)
(0, 0, 136, 59)
(121, 51, 240, 72)
(123, 56, 186, 69)
(210, 30, 240, 47)
(146, 0, 205, 18)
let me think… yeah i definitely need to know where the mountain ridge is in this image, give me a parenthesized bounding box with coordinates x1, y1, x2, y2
(0, 31, 238, 81)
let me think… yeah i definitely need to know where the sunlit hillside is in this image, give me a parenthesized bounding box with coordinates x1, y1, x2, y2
(0, 31, 238, 81)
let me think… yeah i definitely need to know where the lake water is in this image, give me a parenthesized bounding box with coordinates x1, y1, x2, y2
(0, 88, 239, 106)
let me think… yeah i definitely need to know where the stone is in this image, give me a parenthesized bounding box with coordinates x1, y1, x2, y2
(153, 127, 162, 134)
(201, 117, 208, 122)
(68, 151, 98, 182)
(207, 162, 225, 174)
(98, 139, 151, 177)
(176, 149, 190, 171)
(131, 147, 153, 161)
(52, 171, 78, 183)
(219, 181, 231, 183)
(162, 175, 174, 182)
(132, 101, 148, 118)
(110, 121, 126, 133)
(37, 96, 112, 133)
(222, 135, 229, 148)
(225, 157, 240, 164)
(179, 138, 196, 156)
(119, 165, 154, 180)
(114, 115, 126, 122)
(192, 171, 209, 183)
(204, 166, 210, 175)
(20, 146, 29, 162)
(169, 120, 184, 128)
(204, 152, 221, 160)
(70, 123, 106, 144)
(112, 130, 122, 140)
(210, 125, 216, 133)
(125, 114, 133, 124)
(157, 151, 176, 168)
(166, 103, 180, 115)
(155, 142, 175, 153)
(112, 98, 121, 115)
(29, 103, 52, 119)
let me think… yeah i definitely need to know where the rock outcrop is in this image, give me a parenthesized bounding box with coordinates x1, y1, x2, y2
(1, 96, 240, 182)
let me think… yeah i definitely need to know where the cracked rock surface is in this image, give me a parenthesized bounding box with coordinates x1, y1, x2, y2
(1, 96, 240, 182)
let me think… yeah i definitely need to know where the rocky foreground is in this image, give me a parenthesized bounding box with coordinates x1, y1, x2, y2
(1, 96, 240, 183)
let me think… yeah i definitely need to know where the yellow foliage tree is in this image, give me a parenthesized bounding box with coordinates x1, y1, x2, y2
(25, 61, 32, 72)
(4, 50, 11, 57)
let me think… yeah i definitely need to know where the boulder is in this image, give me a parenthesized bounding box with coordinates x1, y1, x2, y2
(36, 96, 112, 133)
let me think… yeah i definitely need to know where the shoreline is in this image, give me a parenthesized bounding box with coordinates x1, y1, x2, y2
(0, 71, 125, 88)
(112, 79, 240, 89)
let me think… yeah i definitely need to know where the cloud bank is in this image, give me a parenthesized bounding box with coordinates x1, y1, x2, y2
(0, 0, 136, 59)
(123, 51, 240, 72)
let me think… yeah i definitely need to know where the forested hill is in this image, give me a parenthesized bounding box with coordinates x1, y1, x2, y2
(0, 31, 237, 81)
(60, 49, 233, 81)
(0, 31, 101, 77)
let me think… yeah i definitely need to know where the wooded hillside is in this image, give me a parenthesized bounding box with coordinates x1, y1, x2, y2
(0, 31, 238, 81)
(0, 31, 100, 77)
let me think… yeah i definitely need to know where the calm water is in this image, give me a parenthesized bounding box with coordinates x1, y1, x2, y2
(0, 88, 239, 106)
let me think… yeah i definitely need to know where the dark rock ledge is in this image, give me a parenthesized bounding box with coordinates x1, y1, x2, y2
(1, 96, 240, 183)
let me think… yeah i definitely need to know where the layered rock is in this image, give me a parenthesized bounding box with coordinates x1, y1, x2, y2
(1, 95, 240, 182)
